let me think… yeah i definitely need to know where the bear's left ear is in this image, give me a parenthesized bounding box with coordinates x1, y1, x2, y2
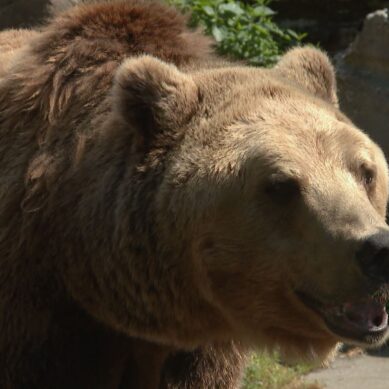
(113, 55, 199, 147)
(274, 46, 338, 107)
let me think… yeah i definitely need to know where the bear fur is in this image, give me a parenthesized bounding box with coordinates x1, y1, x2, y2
(0, 29, 39, 76)
(0, 1, 389, 388)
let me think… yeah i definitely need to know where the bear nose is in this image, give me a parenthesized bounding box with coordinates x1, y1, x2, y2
(356, 231, 389, 283)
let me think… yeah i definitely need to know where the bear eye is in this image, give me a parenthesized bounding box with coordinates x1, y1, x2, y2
(361, 164, 376, 189)
(265, 175, 301, 205)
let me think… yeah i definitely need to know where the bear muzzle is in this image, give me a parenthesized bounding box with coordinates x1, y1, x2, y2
(323, 298, 388, 346)
(295, 231, 389, 346)
(296, 289, 389, 346)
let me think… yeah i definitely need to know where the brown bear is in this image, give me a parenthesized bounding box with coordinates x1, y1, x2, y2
(0, 1, 389, 388)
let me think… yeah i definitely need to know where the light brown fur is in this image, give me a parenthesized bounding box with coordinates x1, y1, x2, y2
(0, 1, 388, 388)
(0, 29, 39, 76)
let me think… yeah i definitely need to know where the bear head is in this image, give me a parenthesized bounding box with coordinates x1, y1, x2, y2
(104, 47, 389, 361)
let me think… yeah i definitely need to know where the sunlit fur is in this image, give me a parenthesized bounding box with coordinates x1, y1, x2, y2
(0, 1, 388, 388)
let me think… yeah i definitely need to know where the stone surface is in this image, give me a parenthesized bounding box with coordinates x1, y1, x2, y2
(336, 9, 389, 158)
(0, 0, 49, 29)
(305, 347, 389, 389)
(0, 0, 81, 28)
(274, 0, 389, 53)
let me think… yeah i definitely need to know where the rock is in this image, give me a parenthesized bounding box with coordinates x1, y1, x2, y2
(49, 0, 80, 14)
(273, 0, 389, 53)
(0, 0, 49, 29)
(336, 9, 389, 157)
(345, 9, 389, 68)
(0, 0, 79, 29)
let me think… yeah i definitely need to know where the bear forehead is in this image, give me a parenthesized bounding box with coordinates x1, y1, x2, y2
(238, 124, 373, 176)
(192, 66, 343, 137)
(189, 70, 374, 162)
(176, 105, 380, 193)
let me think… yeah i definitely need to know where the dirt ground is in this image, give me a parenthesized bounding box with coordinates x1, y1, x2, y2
(304, 346, 389, 389)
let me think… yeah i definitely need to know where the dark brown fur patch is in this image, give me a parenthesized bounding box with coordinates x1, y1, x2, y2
(0, 2, 226, 388)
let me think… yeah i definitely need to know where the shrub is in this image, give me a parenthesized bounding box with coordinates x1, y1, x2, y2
(168, 0, 306, 66)
(243, 352, 314, 389)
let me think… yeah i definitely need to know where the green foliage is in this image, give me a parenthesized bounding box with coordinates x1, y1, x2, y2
(168, 0, 306, 66)
(243, 352, 314, 389)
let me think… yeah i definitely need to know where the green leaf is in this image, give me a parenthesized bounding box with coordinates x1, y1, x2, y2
(286, 29, 300, 40)
(253, 5, 276, 17)
(212, 25, 224, 42)
(167, 0, 308, 67)
(219, 3, 244, 16)
(203, 5, 215, 16)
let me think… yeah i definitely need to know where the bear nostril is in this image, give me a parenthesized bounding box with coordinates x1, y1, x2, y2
(373, 313, 385, 328)
(375, 248, 389, 268)
(356, 232, 389, 283)
(365, 248, 389, 283)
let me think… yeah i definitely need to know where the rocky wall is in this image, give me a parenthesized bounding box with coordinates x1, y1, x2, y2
(0, 0, 49, 29)
(336, 9, 389, 157)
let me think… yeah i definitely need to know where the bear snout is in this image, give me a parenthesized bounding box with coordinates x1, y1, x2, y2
(356, 230, 389, 284)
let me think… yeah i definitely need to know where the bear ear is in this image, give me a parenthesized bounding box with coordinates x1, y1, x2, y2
(274, 46, 338, 107)
(113, 55, 199, 148)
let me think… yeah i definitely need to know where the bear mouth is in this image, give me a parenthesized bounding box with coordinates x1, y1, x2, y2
(296, 290, 389, 346)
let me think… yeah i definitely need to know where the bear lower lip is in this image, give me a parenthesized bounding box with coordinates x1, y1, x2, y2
(324, 302, 389, 343)
(296, 291, 389, 344)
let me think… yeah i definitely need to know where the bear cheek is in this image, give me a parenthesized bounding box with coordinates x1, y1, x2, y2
(197, 245, 303, 334)
(207, 267, 334, 348)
